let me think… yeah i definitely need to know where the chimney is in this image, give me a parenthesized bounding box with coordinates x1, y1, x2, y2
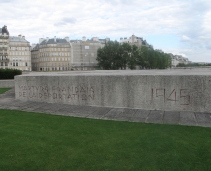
(46, 37, 49, 42)
(18, 34, 22, 39)
(22, 36, 25, 39)
(65, 37, 69, 42)
(54, 36, 56, 42)
(82, 36, 86, 41)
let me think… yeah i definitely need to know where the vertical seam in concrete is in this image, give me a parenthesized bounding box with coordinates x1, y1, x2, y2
(178, 112, 181, 125)
(162, 111, 165, 124)
(145, 110, 150, 123)
(193, 112, 198, 126)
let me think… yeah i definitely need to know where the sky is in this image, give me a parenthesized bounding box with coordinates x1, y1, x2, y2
(0, 0, 211, 62)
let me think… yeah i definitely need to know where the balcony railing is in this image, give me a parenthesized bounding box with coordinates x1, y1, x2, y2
(0, 53, 8, 56)
(0, 35, 9, 39)
(0, 58, 9, 62)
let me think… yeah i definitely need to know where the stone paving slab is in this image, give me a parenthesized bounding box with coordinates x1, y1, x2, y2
(22, 104, 49, 112)
(130, 109, 150, 122)
(163, 111, 180, 125)
(195, 113, 211, 127)
(36, 104, 65, 114)
(146, 110, 164, 124)
(86, 107, 112, 119)
(101, 108, 124, 120)
(180, 112, 197, 126)
(1, 88, 211, 128)
(116, 108, 137, 121)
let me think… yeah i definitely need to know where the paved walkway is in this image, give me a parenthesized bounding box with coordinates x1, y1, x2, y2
(1, 88, 211, 128)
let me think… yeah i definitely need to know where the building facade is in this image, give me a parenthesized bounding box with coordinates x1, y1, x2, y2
(0, 25, 31, 71)
(0, 25, 9, 69)
(31, 37, 72, 71)
(168, 53, 191, 67)
(70, 36, 108, 70)
(119, 34, 153, 49)
(9, 35, 31, 71)
(31, 36, 109, 71)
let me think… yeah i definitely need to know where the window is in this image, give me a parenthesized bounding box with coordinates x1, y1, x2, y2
(16, 62, 18, 66)
(25, 62, 27, 66)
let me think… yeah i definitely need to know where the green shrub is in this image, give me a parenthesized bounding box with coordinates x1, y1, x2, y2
(0, 68, 22, 79)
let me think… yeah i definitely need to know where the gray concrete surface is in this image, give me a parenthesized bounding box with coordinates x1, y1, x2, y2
(1, 88, 211, 128)
(15, 69, 211, 112)
(0, 80, 14, 88)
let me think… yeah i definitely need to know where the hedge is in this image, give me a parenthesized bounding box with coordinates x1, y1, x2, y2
(0, 68, 22, 79)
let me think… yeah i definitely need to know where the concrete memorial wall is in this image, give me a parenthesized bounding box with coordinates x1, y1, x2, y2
(15, 70, 211, 112)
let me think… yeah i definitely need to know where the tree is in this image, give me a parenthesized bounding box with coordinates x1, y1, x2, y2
(97, 41, 120, 70)
(97, 41, 171, 70)
(127, 45, 138, 70)
(119, 43, 131, 69)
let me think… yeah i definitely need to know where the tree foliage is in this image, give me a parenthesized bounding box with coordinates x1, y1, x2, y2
(176, 63, 211, 67)
(96, 41, 171, 70)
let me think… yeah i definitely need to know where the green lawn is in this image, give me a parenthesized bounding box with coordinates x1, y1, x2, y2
(0, 109, 211, 171)
(0, 88, 11, 94)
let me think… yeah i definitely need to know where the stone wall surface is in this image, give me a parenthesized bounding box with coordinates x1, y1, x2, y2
(14, 70, 211, 112)
(0, 80, 14, 88)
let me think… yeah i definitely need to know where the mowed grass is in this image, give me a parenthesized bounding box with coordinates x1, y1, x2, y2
(0, 110, 211, 171)
(0, 88, 11, 94)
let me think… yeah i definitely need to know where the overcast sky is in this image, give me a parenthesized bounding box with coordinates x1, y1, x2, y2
(1, 0, 211, 62)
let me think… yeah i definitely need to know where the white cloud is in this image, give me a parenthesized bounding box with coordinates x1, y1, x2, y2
(0, 0, 211, 62)
(181, 35, 191, 41)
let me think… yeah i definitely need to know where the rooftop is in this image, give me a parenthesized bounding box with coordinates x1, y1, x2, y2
(10, 36, 29, 43)
(40, 38, 69, 45)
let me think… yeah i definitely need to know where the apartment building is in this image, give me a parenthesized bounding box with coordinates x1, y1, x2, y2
(0, 25, 9, 69)
(32, 36, 109, 71)
(70, 36, 108, 70)
(168, 53, 191, 67)
(0, 25, 31, 71)
(31, 37, 71, 71)
(119, 34, 153, 49)
(9, 35, 31, 71)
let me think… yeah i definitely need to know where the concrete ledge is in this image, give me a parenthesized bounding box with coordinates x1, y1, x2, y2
(14, 70, 211, 113)
(0, 80, 14, 88)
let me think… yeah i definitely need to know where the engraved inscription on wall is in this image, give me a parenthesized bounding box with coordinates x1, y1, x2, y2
(18, 85, 95, 101)
(151, 88, 190, 106)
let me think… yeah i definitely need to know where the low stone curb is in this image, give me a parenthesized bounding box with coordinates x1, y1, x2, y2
(0, 88, 211, 128)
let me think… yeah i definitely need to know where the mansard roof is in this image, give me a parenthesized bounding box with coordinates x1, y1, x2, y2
(9, 36, 29, 43)
(31, 44, 39, 51)
(40, 38, 68, 45)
